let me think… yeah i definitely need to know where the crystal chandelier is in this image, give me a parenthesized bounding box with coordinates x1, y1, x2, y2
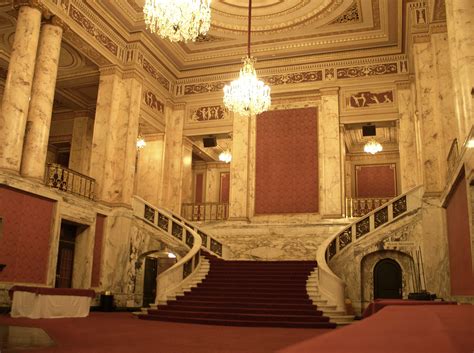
(136, 135, 146, 150)
(223, 0, 271, 116)
(219, 150, 232, 163)
(364, 138, 383, 154)
(143, 0, 212, 42)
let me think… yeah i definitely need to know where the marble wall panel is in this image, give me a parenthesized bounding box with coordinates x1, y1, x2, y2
(229, 113, 251, 219)
(205, 166, 220, 202)
(161, 105, 185, 212)
(413, 41, 447, 193)
(69, 115, 94, 175)
(398, 85, 421, 192)
(181, 140, 193, 204)
(135, 136, 165, 207)
(319, 90, 343, 217)
(202, 221, 347, 260)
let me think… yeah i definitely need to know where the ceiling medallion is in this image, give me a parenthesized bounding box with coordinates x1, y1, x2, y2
(143, 0, 212, 42)
(223, 0, 271, 116)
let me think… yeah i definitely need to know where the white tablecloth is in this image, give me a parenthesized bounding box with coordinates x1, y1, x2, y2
(11, 291, 92, 319)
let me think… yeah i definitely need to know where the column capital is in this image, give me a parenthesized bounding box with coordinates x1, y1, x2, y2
(122, 69, 145, 83)
(320, 86, 340, 96)
(14, 0, 50, 18)
(99, 65, 123, 77)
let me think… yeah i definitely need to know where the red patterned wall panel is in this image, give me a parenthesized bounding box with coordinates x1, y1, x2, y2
(355, 164, 397, 198)
(255, 107, 318, 214)
(219, 172, 230, 203)
(91, 214, 106, 287)
(0, 186, 55, 284)
(446, 169, 474, 295)
(194, 173, 204, 203)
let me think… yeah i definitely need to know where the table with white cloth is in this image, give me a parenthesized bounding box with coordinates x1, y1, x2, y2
(9, 286, 95, 319)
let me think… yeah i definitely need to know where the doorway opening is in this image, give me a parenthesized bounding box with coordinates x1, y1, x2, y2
(374, 258, 402, 299)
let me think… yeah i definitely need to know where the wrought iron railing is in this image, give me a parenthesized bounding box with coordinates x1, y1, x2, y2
(45, 163, 95, 200)
(181, 202, 229, 221)
(316, 186, 423, 312)
(345, 197, 391, 218)
(133, 197, 229, 303)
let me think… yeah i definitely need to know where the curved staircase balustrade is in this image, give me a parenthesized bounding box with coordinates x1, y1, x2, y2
(132, 197, 226, 303)
(316, 186, 424, 312)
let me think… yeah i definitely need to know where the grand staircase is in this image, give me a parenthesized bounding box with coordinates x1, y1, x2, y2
(139, 252, 337, 328)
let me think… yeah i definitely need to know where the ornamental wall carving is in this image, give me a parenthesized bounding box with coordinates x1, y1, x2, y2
(347, 90, 394, 108)
(336, 63, 398, 79)
(143, 90, 164, 114)
(190, 106, 226, 122)
(138, 54, 171, 92)
(69, 5, 118, 56)
(331, 1, 360, 24)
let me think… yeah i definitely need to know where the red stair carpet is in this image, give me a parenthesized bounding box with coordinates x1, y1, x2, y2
(140, 253, 336, 329)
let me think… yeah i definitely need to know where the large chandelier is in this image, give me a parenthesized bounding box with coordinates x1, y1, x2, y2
(223, 0, 271, 116)
(143, 0, 212, 42)
(364, 138, 383, 154)
(219, 150, 232, 163)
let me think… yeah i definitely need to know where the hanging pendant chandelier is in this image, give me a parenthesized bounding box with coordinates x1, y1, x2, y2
(219, 150, 232, 163)
(143, 0, 212, 42)
(364, 138, 383, 154)
(223, 0, 271, 116)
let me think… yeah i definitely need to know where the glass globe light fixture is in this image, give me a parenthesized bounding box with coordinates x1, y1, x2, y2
(219, 150, 232, 163)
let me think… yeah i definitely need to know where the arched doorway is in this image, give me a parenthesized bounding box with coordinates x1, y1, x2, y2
(373, 258, 402, 299)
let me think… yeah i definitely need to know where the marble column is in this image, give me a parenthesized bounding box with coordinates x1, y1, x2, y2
(181, 138, 193, 204)
(0, 6, 41, 172)
(397, 80, 421, 192)
(69, 112, 94, 175)
(135, 134, 165, 207)
(160, 103, 185, 213)
(413, 38, 447, 194)
(89, 68, 142, 205)
(229, 113, 252, 220)
(445, 0, 474, 142)
(21, 22, 63, 179)
(319, 88, 343, 217)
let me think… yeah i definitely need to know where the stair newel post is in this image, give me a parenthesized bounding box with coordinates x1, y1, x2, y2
(387, 203, 394, 223)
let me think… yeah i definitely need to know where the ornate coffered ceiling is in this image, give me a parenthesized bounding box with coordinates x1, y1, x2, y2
(96, 0, 403, 71)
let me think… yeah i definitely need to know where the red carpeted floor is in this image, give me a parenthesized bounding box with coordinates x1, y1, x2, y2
(279, 305, 474, 353)
(0, 312, 331, 353)
(140, 253, 335, 328)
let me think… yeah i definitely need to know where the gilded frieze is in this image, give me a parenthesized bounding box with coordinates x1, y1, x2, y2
(265, 71, 322, 85)
(69, 5, 118, 56)
(184, 82, 226, 95)
(138, 54, 171, 91)
(337, 63, 398, 79)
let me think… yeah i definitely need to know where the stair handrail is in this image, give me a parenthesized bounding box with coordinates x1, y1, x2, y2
(132, 196, 206, 303)
(316, 186, 424, 312)
(155, 202, 231, 259)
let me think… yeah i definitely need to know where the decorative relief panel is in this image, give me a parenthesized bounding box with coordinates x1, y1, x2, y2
(157, 213, 169, 232)
(184, 82, 226, 95)
(144, 205, 155, 223)
(138, 54, 170, 91)
(190, 105, 225, 122)
(337, 63, 398, 79)
(69, 5, 118, 56)
(210, 239, 223, 256)
(374, 207, 388, 228)
(171, 222, 183, 240)
(331, 1, 360, 24)
(265, 71, 322, 85)
(347, 90, 394, 108)
(198, 230, 208, 247)
(143, 90, 164, 114)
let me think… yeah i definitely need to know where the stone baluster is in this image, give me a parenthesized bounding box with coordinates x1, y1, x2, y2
(21, 19, 63, 180)
(0, 5, 41, 172)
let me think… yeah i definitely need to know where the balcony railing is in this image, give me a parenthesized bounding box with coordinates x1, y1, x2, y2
(181, 203, 229, 221)
(345, 197, 391, 218)
(45, 163, 95, 200)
